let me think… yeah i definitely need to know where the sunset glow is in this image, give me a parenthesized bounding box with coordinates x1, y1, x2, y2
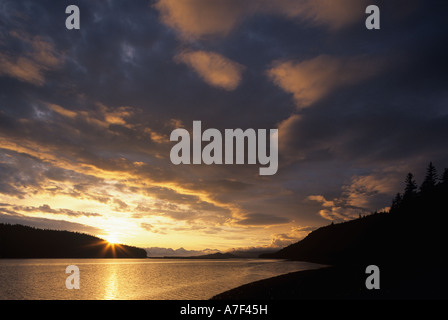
(1, 0, 447, 257)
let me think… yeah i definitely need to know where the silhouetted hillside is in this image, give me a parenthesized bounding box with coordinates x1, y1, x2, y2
(0, 224, 147, 258)
(261, 163, 448, 266)
(260, 212, 392, 264)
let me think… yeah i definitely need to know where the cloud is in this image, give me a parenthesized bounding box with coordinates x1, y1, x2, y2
(175, 50, 245, 90)
(0, 211, 103, 235)
(270, 225, 316, 247)
(112, 199, 129, 212)
(0, 100, 170, 181)
(0, 147, 109, 202)
(307, 195, 334, 208)
(10, 204, 102, 218)
(341, 173, 398, 209)
(0, 31, 63, 86)
(1, 0, 447, 251)
(136, 185, 233, 224)
(0, 105, 237, 230)
(270, 233, 299, 247)
(46, 103, 77, 119)
(236, 213, 290, 226)
(277, 114, 305, 162)
(268, 54, 383, 109)
(317, 206, 363, 222)
(295, 0, 368, 30)
(307, 170, 399, 222)
(307, 194, 362, 221)
(154, 0, 368, 39)
(140, 223, 167, 234)
(154, 0, 248, 39)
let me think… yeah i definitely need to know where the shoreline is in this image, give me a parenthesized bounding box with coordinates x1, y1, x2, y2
(211, 263, 448, 300)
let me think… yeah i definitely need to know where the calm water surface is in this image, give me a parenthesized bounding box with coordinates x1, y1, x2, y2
(0, 258, 323, 300)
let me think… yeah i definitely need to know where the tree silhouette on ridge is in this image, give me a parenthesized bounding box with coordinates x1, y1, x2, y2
(420, 161, 437, 193)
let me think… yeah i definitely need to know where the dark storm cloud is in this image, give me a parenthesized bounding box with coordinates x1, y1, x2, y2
(0, 0, 447, 235)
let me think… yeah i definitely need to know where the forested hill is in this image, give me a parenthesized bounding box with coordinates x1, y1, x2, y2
(260, 162, 448, 266)
(0, 223, 147, 258)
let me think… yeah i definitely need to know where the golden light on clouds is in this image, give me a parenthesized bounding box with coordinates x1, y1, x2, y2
(46, 103, 78, 119)
(0, 89, 303, 251)
(176, 50, 245, 90)
(154, 0, 368, 39)
(2, 0, 441, 257)
(0, 114, 279, 250)
(268, 55, 383, 109)
(0, 31, 63, 86)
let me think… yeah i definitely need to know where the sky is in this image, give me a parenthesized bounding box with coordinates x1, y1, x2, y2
(0, 0, 447, 254)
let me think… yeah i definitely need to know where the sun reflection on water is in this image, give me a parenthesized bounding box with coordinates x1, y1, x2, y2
(103, 265, 119, 300)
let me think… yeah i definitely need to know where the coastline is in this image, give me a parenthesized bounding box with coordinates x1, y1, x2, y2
(211, 263, 448, 300)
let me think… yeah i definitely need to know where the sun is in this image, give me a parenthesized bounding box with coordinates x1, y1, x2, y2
(104, 234, 119, 244)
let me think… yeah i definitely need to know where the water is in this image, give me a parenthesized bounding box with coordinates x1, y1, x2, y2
(0, 258, 323, 300)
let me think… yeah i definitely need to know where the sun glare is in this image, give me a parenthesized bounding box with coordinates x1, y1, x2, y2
(105, 234, 119, 244)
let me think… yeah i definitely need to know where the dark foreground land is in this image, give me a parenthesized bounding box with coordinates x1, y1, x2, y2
(212, 264, 448, 300)
(213, 164, 448, 300)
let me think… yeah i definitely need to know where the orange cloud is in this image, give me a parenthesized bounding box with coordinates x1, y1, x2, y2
(46, 103, 77, 119)
(276, 114, 305, 162)
(307, 195, 334, 208)
(270, 225, 316, 247)
(176, 50, 245, 90)
(0, 31, 63, 86)
(154, 0, 249, 39)
(308, 194, 361, 221)
(342, 172, 397, 209)
(155, 0, 368, 39)
(268, 55, 382, 109)
(296, 0, 367, 30)
(308, 170, 398, 222)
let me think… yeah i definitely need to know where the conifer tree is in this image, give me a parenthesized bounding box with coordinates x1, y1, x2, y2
(440, 168, 448, 186)
(390, 193, 403, 212)
(420, 162, 437, 193)
(439, 168, 448, 194)
(403, 172, 417, 200)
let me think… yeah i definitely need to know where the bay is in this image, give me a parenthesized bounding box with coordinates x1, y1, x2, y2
(0, 258, 323, 300)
